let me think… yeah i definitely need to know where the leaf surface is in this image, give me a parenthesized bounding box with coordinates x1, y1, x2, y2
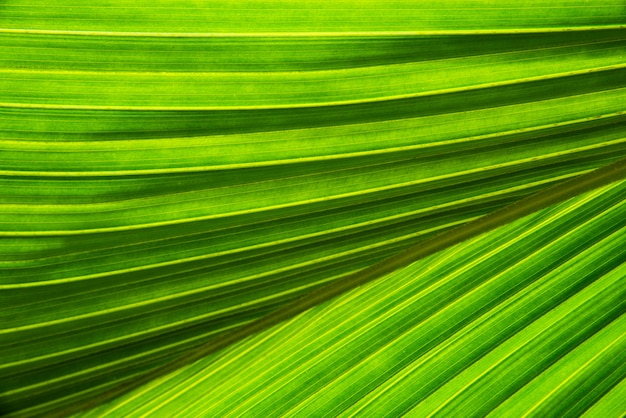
(1, 1, 625, 416)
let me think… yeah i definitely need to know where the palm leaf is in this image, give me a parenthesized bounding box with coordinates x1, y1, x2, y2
(79, 178, 626, 417)
(1, 1, 625, 416)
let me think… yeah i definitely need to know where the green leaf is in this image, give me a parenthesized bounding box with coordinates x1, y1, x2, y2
(75, 179, 626, 418)
(1, 1, 625, 416)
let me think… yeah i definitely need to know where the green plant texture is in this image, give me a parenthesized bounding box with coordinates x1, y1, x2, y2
(1, 1, 625, 417)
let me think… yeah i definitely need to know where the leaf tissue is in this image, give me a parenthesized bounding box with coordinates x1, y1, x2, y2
(0, 1, 625, 417)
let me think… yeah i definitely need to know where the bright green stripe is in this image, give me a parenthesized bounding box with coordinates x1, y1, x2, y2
(3, 64, 625, 110)
(1, 0, 623, 33)
(2, 27, 625, 37)
(4, 36, 624, 77)
(3, 70, 623, 142)
(2, 43, 625, 107)
(2, 104, 624, 175)
(3, 31, 624, 73)
(0, 0, 625, 35)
